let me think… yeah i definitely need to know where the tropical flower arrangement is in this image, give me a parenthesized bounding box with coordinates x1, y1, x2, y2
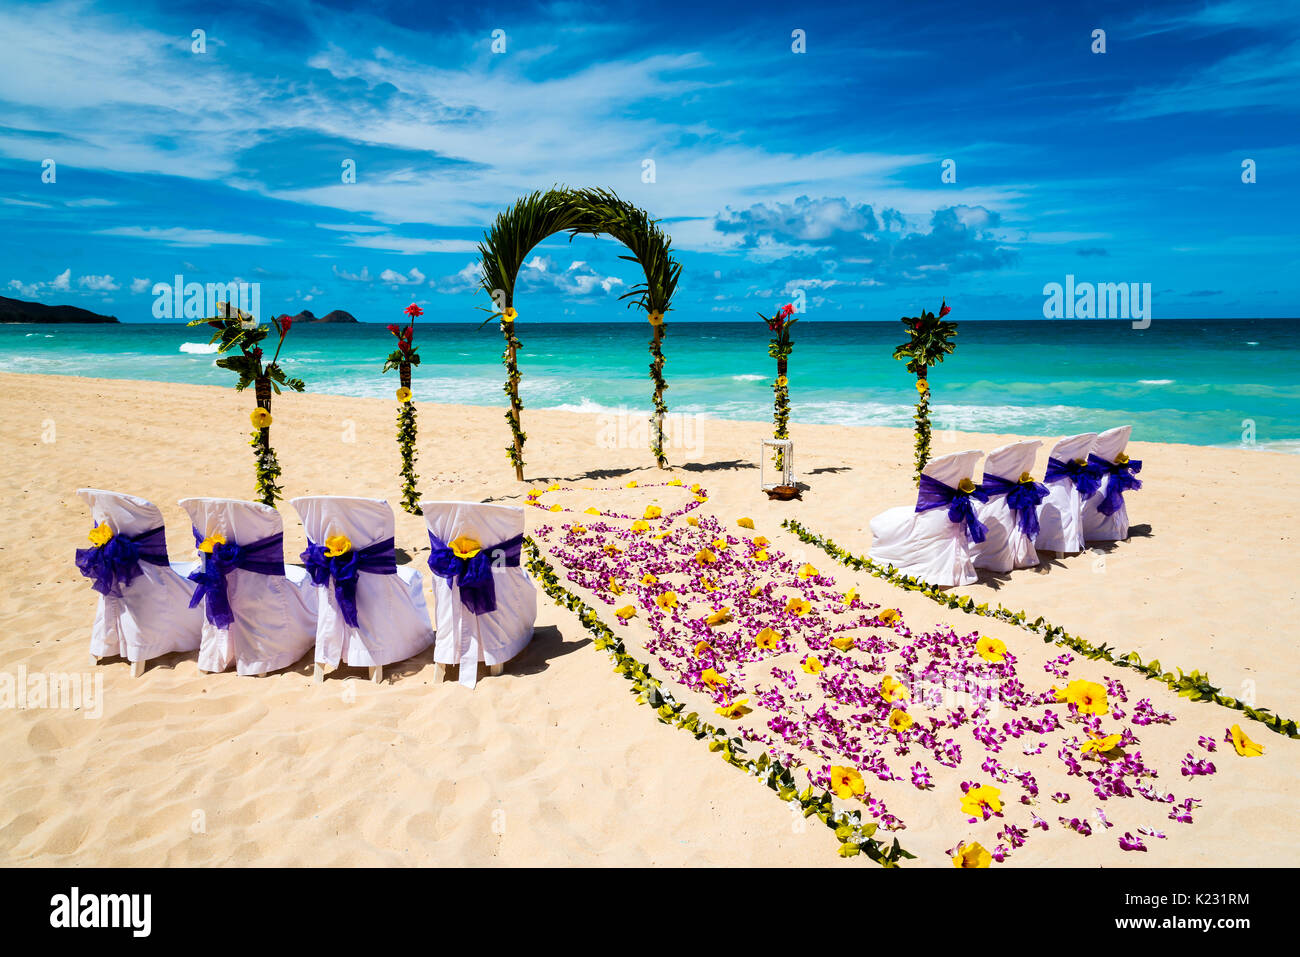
(526, 484, 1253, 865)
(188, 305, 305, 506)
(383, 303, 424, 515)
(893, 300, 957, 483)
(759, 302, 798, 470)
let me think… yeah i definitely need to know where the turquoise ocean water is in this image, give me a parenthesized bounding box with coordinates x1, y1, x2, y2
(3, 318, 1296, 451)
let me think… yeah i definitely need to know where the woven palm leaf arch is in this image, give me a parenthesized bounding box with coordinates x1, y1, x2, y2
(477, 187, 682, 480)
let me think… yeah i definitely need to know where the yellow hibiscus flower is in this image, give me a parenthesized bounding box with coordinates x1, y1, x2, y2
(686, 516, 699, 527)
(1055, 679, 1109, 716)
(198, 531, 227, 554)
(737, 517, 755, 529)
(877, 608, 901, 627)
(630, 520, 650, 533)
(584, 507, 601, 515)
(693, 640, 710, 657)
(843, 586, 858, 605)
(250, 407, 272, 429)
(648, 310, 664, 327)
(700, 576, 719, 592)
(916, 379, 930, 395)
(87, 523, 114, 547)
(655, 591, 679, 610)
(548, 504, 562, 512)
(695, 548, 718, 565)
(608, 577, 624, 596)
(975, 636, 1007, 663)
(569, 524, 586, 535)
(705, 607, 733, 627)
(797, 563, 819, 580)
(784, 597, 811, 616)
(753, 536, 769, 547)
(754, 628, 781, 650)
(700, 668, 725, 689)
(753, 549, 770, 562)
(711, 538, 729, 551)
(1229, 724, 1265, 757)
(831, 635, 856, 652)
(880, 676, 909, 702)
(502, 307, 518, 321)
(1080, 732, 1123, 756)
(959, 785, 1003, 818)
(694, 495, 708, 503)
(640, 572, 658, 585)
(775, 375, 789, 388)
(802, 656, 823, 674)
(644, 505, 662, 519)
(888, 709, 914, 733)
(952, 842, 991, 868)
(715, 698, 751, 718)
(395, 387, 412, 403)
(324, 533, 353, 558)
(626, 480, 638, 488)
(957, 477, 977, 494)
(615, 605, 636, 620)
(668, 478, 683, 486)
(603, 543, 621, 556)
(829, 765, 866, 799)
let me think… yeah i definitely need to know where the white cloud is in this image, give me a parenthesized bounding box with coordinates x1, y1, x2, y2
(77, 274, 119, 291)
(378, 267, 426, 285)
(95, 227, 276, 247)
(130, 277, 151, 294)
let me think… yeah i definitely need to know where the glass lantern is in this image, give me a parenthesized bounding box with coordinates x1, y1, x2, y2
(760, 438, 795, 492)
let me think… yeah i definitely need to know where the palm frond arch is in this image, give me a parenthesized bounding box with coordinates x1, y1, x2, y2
(477, 187, 681, 480)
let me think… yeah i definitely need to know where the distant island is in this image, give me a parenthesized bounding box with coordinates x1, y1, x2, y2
(0, 296, 119, 324)
(287, 309, 357, 324)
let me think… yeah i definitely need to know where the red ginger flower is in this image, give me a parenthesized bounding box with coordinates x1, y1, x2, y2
(939, 301, 951, 318)
(777, 303, 795, 321)
(404, 303, 423, 318)
(279, 315, 293, 334)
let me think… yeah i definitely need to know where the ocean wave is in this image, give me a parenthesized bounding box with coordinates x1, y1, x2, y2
(1139, 379, 1174, 385)
(179, 342, 219, 355)
(730, 374, 766, 382)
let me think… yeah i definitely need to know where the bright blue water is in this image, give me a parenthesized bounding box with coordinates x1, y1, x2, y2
(2, 319, 1296, 450)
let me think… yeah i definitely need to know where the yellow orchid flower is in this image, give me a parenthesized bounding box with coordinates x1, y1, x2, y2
(802, 656, 824, 674)
(754, 628, 781, 650)
(843, 586, 858, 605)
(1055, 679, 1109, 716)
(655, 591, 679, 610)
(975, 636, 1007, 663)
(700, 668, 725, 689)
(644, 505, 663, 519)
(693, 640, 710, 657)
(695, 548, 718, 565)
(952, 842, 991, 868)
(1080, 732, 1123, 756)
(250, 407, 272, 429)
(960, 785, 1003, 819)
(829, 765, 866, 799)
(737, 517, 755, 529)
(1229, 724, 1265, 757)
(615, 605, 636, 620)
(640, 573, 658, 585)
(831, 635, 855, 652)
(395, 387, 412, 403)
(705, 607, 733, 627)
(608, 577, 624, 596)
(667, 478, 683, 486)
(715, 698, 751, 718)
(888, 709, 914, 733)
(797, 563, 819, 580)
(630, 520, 650, 533)
(198, 531, 227, 554)
(686, 516, 699, 527)
(324, 533, 353, 558)
(784, 597, 811, 616)
(880, 676, 909, 702)
(877, 608, 901, 627)
(584, 507, 601, 515)
(449, 535, 482, 559)
(87, 523, 114, 547)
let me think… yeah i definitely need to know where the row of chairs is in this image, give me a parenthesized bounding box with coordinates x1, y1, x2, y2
(73, 490, 537, 688)
(870, 425, 1142, 587)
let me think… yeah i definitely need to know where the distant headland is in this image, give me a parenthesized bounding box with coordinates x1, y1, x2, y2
(286, 309, 358, 324)
(0, 296, 119, 324)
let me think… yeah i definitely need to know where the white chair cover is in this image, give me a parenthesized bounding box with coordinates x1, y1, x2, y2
(178, 497, 318, 676)
(290, 496, 434, 672)
(971, 440, 1044, 572)
(1036, 432, 1098, 554)
(869, 449, 986, 587)
(423, 502, 536, 688)
(76, 488, 202, 663)
(1082, 425, 1136, 542)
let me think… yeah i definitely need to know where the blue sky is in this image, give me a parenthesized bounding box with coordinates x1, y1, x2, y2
(1, 0, 1297, 322)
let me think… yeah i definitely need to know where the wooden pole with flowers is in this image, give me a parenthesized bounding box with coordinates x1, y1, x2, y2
(759, 303, 798, 469)
(384, 303, 424, 515)
(189, 305, 305, 506)
(892, 299, 957, 483)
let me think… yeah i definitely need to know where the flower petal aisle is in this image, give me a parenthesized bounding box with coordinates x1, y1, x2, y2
(529, 480, 1264, 867)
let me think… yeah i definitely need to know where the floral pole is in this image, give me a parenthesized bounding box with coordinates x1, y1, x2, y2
(498, 306, 526, 481)
(648, 309, 668, 468)
(759, 302, 798, 470)
(190, 307, 304, 507)
(384, 303, 424, 514)
(892, 300, 957, 483)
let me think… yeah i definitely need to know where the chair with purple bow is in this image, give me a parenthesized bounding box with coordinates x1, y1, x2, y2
(422, 501, 536, 688)
(178, 497, 318, 676)
(868, 449, 988, 587)
(971, 440, 1049, 573)
(1081, 425, 1141, 542)
(290, 496, 434, 684)
(1035, 432, 1099, 555)
(75, 489, 203, 677)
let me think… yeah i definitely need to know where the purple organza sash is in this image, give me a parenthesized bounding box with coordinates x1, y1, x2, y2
(916, 474, 989, 543)
(187, 528, 286, 628)
(980, 473, 1049, 538)
(301, 537, 397, 629)
(75, 525, 169, 597)
(1044, 456, 1103, 499)
(426, 532, 524, 615)
(1087, 453, 1143, 516)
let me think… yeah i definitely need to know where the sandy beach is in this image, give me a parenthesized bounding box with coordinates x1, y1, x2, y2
(2, 370, 1296, 867)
